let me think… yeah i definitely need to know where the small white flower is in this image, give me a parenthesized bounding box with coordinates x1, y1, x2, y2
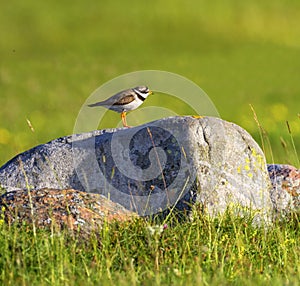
(147, 224, 164, 236)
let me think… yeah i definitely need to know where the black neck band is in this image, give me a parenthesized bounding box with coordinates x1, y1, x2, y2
(136, 92, 146, 101)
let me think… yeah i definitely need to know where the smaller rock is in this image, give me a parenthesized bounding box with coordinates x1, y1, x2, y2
(268, 164, 300, 213)
(0, 188, 137, 235)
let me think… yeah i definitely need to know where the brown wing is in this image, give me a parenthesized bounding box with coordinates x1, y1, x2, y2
(88, 88, 136, 107)
(112, 94, 135, 105)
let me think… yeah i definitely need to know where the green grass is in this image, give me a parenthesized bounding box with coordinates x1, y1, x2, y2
(1, 210, 300, 286)
(1, 1, 300, 285)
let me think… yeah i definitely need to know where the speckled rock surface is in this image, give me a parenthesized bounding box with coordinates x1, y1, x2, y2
(191, 117, 273, 223)
(267, 164, 300, 213)
(0, 116, 273, 222)
(0, 188, 136, 235)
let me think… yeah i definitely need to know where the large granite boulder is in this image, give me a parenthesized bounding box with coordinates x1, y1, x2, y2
(0, 116, 273, 222)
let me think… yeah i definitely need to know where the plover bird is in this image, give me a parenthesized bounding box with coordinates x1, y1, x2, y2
(88, 86, 152, 127)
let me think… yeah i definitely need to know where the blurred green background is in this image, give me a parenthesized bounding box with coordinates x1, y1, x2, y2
(1, 0, 299, 167)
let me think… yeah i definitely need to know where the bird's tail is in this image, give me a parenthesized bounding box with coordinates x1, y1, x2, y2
(88, 102, 104, 107)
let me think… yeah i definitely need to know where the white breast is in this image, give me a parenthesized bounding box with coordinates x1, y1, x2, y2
(108, 96, 144, 113)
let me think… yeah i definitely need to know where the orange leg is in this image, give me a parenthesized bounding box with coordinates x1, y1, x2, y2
(121, 111, 130, 127)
